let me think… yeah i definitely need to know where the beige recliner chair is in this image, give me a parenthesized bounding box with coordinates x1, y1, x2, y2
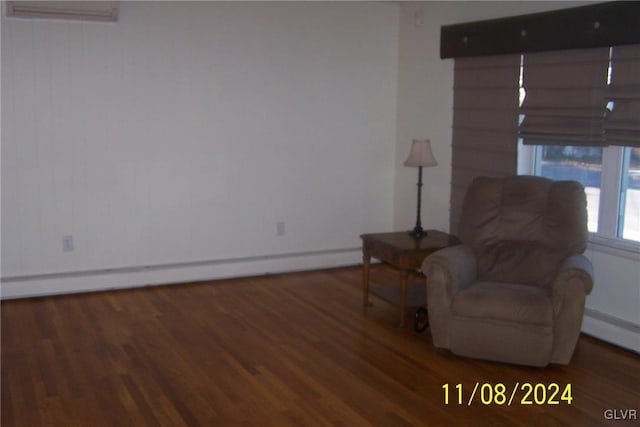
(422, 176, 593, 366)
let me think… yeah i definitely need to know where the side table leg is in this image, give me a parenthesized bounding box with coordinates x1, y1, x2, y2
(362, 254, 371, 308)
(398, 271, 409, 328)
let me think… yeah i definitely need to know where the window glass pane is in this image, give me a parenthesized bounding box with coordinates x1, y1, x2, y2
(537, 145, 602, 232)
(620, 147, 640, 242)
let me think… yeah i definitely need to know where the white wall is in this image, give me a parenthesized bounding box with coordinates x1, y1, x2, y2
(396, 1, 638, 352)
(1, 2, 399, 296)
(583, 247, 640, 351)
(3, 0, 637, 352)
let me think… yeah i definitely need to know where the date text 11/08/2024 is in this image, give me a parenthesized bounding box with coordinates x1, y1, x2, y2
(443, 383, 638, 421)
(442, 383, 573, 406)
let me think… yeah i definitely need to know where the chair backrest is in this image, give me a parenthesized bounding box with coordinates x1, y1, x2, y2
(459, 175, 588, 287)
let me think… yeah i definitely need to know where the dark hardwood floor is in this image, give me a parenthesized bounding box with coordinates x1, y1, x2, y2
(2, 265, 639, 426)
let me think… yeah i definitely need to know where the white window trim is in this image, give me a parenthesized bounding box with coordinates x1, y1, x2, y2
(598, 146, 623, 237)
(517, 142, 640, 257)
(588, 234, 640, 261)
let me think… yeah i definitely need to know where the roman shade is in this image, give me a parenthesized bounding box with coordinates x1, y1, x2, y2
(605, 44, 640, 147)
(449, 55, 520, 234)
(519, 48, 610, 146)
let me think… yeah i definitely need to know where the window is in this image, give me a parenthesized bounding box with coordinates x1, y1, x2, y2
(532, 145, 603, 233)
(521, 144, 639, 244)
(521, 145, 640, 242)
(620, 147, 640, 241)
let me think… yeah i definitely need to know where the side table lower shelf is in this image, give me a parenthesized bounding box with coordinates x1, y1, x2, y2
(368, 282, 426, 311)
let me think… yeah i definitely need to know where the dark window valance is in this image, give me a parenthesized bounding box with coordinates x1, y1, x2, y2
(441, 1, 640, 59)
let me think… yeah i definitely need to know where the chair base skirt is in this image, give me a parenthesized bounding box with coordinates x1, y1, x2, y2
(451, 318, 553, 367)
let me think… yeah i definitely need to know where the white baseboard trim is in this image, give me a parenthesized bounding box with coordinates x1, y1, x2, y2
(582, 308, 640, 354)
(0, 248, 362, 300)
(6, 256, 637, 355)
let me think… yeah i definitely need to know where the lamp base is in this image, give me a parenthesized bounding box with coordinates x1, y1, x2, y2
(408, 227, 428, 239)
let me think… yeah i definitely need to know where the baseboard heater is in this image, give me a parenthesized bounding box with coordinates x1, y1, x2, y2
(0, 247, 362, 300)
(5, 1, 118, 22)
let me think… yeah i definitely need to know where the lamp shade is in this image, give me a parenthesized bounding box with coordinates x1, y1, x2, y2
(404, 139, 437, 167)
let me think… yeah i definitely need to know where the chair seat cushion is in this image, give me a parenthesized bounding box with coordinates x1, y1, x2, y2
(452, 281, 552, 327)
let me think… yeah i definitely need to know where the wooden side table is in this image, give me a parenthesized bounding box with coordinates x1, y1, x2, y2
(361, 230, 460, 327)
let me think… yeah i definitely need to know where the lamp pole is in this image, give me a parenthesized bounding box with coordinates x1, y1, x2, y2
(404, 139, 436, 239)
(411, 166, 427, 238)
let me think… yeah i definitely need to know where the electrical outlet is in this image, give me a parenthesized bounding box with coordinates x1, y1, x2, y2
(276, 222, 286, 237)
(62, 235, 74, 252)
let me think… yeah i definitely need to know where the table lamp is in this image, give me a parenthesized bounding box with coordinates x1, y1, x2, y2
(404, 139, 437, 238)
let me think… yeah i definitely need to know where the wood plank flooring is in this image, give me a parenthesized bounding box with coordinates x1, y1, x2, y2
(2, 265, 639, 426)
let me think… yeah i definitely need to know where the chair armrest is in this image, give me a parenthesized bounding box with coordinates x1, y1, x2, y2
(421, 244, 477, 349)
(550, 254, 594, 364)
(552, 254, 594, 296)
(421, 244, 477, 299)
